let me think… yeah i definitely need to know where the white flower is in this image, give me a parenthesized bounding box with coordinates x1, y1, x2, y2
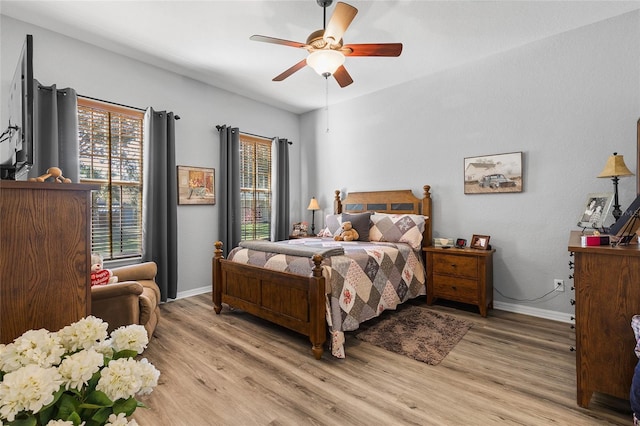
(0, 318, 158, 425)
(0, 329, 64, 373)
(135, 358, 160, 395)
(58, 316, 108, 353)
(58, 348, 104, 391)
(110, 325, 148, 354)
(0, 364, 63, 421)
(96, 358, 141, 401)
(92, 339, 115, 357)
(106, 412, 138, 426)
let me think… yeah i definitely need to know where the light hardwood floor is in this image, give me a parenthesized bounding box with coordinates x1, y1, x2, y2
(133, 294, 631, 425)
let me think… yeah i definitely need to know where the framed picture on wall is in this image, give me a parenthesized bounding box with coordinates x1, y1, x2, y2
(177, 166, 215, 205)
(464, 152, 523, 194)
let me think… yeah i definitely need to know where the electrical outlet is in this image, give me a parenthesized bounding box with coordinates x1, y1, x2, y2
(554, 279, 565, 292)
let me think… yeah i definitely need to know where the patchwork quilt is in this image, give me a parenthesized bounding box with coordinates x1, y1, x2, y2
(228, 238, 426, 358)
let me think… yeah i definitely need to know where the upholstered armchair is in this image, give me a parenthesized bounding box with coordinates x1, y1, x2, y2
(91, 262, 161, 339)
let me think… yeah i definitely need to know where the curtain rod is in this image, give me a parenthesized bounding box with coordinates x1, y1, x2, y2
(79, 94, 181, 120)
(215, 125, 293, 145)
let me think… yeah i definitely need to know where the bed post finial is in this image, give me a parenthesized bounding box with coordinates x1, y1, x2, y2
(334, 190, 342, 214)
(423, 185, 431, 198)
(212, 241, 224, 314)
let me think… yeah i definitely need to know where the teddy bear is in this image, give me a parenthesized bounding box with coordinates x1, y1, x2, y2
(90, 253, 118, 286)
(334, 221, 359, 242)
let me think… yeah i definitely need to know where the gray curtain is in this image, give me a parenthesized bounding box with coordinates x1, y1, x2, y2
(218, 125, 241, 256)
(271, 137, 290, 241)
(30, 80, 79, 181)
(143, 108, 178, 301)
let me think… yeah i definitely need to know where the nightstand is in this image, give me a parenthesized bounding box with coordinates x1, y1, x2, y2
(423, 246, 495, 317)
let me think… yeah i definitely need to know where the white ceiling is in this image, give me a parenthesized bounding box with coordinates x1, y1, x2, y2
(2, 0, 640, 114)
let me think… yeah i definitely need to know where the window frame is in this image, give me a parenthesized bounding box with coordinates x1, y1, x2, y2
(240, 133, 272, 240)
(78, 97, 144, 261)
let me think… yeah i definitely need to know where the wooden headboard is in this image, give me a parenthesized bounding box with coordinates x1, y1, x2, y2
(332, 185, 432, 249)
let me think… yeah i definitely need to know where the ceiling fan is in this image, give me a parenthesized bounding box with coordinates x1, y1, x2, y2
(250, 0, 403, 88)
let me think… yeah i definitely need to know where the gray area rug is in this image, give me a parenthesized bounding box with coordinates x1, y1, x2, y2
(354, 305, 473, 365)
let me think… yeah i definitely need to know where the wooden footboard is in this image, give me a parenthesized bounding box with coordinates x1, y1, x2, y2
(212, 241, 327, 359)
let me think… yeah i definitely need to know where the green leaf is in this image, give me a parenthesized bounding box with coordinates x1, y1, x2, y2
(57, 393, 81, 420)
(6, 414, 37, 426)
(91, 406, 113, 424)
(85, 390, 114, 407)
(113, 397, 138, 416)
(113, 349, 138, 359)
(67, 411, 82, 426)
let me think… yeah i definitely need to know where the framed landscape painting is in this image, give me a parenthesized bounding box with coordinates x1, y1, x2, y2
(177, 166, 215, 205)
(464, 152, 523, 194)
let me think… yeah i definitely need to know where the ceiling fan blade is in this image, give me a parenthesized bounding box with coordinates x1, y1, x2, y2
(323, 2, 358, 46)
(250, 35, 306, 49)
(273, 59, 308, 81)
(333, 65, 353, 88)
(343, 43, 403, 57)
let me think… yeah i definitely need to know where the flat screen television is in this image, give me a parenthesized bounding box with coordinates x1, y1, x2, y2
(1, 34, 34, 180)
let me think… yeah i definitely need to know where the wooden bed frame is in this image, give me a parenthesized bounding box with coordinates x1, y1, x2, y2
(212, 185, 432, 359)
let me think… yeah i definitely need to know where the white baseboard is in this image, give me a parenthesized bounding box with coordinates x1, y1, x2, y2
(170, 286, 574, 325)
(493, 300, 573, 324)
(175, 285, 212, 300)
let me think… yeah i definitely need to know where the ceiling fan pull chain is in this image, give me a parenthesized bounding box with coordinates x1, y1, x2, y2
(325, 76, 330, 133)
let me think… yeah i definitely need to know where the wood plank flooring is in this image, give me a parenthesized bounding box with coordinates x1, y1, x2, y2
(133, 294, 632, 425)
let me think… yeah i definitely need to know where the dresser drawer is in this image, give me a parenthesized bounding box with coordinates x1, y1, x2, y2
(433, 274, 478, 303)
(432, 253, 478, 279)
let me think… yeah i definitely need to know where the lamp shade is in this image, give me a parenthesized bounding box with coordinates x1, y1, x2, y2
(597, 152, 634, 178)
(307, 197, 320, 211)
(306, 50, 345, 76)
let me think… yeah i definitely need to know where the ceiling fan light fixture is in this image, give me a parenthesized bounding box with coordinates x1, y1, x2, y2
(306, 49, 345, 77)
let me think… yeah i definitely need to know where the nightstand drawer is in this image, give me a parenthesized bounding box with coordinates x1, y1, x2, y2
(433, 275, 478, 303)
(432, 254, 478, 279)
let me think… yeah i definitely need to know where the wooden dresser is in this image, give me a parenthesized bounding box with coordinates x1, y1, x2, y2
(0, 181, 97, 343)
(568, 231, 640, 407)
(424, 246, 495, 317)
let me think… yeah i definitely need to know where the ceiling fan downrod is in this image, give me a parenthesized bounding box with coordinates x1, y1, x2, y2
(317, 0, 333, 29)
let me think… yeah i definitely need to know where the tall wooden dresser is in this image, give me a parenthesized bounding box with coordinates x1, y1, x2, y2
(568, 231, 640, 408)
(0, 181, 96, 343)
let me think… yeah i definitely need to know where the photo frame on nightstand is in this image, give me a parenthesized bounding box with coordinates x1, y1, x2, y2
(471, 234, 490, 250)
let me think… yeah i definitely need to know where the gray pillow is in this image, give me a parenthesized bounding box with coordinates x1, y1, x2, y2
(341, 212, 372, 241)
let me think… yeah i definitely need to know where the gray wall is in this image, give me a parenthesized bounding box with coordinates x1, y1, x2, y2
(300, 11, 640, 321)
(2, 11, 639, 320)
(0, 16, 303, 298)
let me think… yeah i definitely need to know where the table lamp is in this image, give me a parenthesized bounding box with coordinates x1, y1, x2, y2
(307, 197, 320, 235)
(597, 152, 634, 220)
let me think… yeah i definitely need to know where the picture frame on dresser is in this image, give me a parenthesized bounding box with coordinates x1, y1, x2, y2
(471, 234, 490, 250)
(577, 192, 614, 229)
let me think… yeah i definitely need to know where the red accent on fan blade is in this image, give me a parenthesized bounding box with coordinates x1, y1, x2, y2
(324, 2, 358, 46)
(342, 43, 403, 57)
(273, 59, 308, 81)
(250, 35, 306, 49)
(333, 65, 353, 88)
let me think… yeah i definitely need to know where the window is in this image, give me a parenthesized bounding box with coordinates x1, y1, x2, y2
(78, 98, 144, 260)
(240, 134, 272, 240)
